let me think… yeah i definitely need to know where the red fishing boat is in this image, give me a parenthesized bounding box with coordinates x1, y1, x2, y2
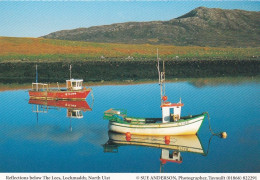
(29, 65, 92, 100)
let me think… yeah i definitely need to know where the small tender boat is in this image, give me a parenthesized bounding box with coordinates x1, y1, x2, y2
(104, 50, 207, 136)
(29, 65, 91, 100)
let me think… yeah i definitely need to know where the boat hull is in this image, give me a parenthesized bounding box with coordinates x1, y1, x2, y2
(29, 89, 91, 100)
(108, 114, 206, 136)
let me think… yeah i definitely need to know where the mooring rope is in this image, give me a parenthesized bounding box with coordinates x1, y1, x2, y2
(200, 112, 227, 156)
(205, 112, 227, 138)
(203, 134, 215, 156)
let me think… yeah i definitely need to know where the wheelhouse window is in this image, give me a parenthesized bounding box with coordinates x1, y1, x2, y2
(77, 81, 82, 87)
(71, 81, 82, 87)
(66, 79, 83, 90)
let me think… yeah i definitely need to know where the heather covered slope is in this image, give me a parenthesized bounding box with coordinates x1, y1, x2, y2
(42, 7, 260, 47)
(0, 37, 259, 62)
(0, 37, 259, 83)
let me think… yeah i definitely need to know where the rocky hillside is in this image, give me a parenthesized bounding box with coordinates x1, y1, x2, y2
(42, 7, 260, 47)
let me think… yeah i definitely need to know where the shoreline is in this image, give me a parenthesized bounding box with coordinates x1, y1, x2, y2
(0, 59, 259, 84)
(1, 76, 259, 92)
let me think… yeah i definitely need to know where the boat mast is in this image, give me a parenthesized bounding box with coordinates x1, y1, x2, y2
(36, 64, 38, 83)
(36, 64, 38, 91)
(162, 60, 166, 98)
(157, 49, 166, 103)
(69, 65, 72, 79)
(157, 48, 160, 85)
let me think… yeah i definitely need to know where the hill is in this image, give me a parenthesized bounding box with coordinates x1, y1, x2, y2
(42, 7, 260, 47)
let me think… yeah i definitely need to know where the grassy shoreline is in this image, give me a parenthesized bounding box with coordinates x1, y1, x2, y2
(0, 59, 259, 84)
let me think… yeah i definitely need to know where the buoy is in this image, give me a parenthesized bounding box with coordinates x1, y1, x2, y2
(165, 136, 170, 144)
(221, 132, 227, 139)
(126, 132, 131, 138)
(126, 132, 131, 141)
(162, 96, 168, 101)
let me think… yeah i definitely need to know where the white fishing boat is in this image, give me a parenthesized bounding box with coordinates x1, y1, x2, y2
(104, 50, 207, 136)
(104, 108, 206, 136)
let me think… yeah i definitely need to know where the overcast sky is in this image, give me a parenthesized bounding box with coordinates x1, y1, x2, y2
(1, 1, 259, 37)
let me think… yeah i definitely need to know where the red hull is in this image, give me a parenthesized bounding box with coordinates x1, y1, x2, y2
(29, 89, 91, 100)
(29, 99, 91, 111)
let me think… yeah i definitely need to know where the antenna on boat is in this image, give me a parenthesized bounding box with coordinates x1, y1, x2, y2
(36, 64, 38, 83)
(69, 65, 72, 79)
(157, 48, 160, 85)
(162, 60, 166, 98)
(36, 64, 38, 91)
(156, 49, 166, 103)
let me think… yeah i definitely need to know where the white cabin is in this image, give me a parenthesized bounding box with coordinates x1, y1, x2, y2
(161, 100, 184, 123)
(31, 83, 49, 91)
(66, 79, 83, 91)
(67, 109, 83, 119)
(160, 149, 182, 164)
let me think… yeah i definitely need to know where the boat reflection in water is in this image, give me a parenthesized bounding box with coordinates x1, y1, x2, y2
(16, 99, 93, 144)
(29, 99, 92, 132)
(103, 131, 206, 172)
(29, 99, 92, 119)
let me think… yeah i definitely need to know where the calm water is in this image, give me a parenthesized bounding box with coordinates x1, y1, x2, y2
(0, 78, 259, 173)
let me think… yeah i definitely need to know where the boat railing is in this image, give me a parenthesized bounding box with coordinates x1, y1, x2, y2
(32, 83, 49, 91)
(32, 104, 48, 113)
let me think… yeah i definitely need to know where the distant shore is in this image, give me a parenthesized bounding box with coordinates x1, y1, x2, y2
(1, 76, 259, 92)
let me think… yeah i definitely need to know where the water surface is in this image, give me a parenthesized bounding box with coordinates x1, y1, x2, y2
(0, 78, 259, 172)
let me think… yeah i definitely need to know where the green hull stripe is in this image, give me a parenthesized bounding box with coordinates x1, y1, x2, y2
(110, 116, 205, 129)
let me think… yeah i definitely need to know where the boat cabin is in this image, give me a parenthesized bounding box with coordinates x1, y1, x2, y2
(31, 83, 49, 91)
(67, 109, 83, 119)
(160, 149, 183, 164)
(66, 79, 83, 91)
(103, 144, 119, 153)
(161, 100, 184, 123)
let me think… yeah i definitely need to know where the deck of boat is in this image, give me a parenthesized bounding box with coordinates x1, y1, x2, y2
(125, 114, 203, 124)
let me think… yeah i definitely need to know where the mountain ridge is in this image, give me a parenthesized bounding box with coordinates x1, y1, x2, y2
(42, 7, 260, 47)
